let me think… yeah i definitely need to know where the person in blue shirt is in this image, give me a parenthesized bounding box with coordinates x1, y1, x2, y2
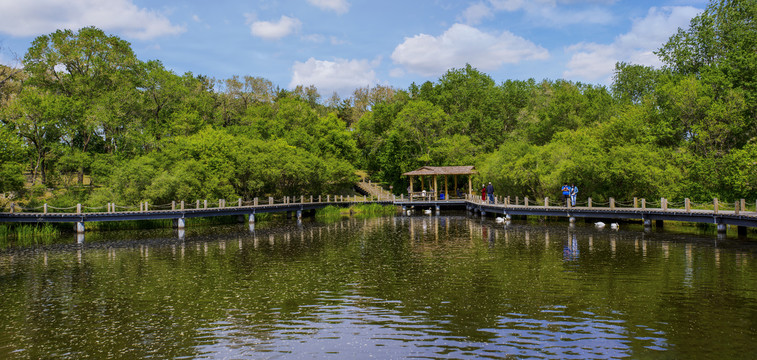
(570, 184, 578, 206)
(561, 183, 570, 206)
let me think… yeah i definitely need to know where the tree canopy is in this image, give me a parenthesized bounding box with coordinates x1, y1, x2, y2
(0, 0, 755, 208)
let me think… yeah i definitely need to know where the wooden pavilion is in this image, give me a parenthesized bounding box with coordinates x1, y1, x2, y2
(402, 166, 476, 199)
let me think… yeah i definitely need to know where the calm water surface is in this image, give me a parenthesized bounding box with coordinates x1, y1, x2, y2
(0, 215, 756, 359)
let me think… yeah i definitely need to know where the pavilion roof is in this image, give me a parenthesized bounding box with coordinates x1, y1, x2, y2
(402, 166, 476, 176)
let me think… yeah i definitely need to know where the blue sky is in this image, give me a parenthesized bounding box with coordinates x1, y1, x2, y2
(0, 0, 707, 98)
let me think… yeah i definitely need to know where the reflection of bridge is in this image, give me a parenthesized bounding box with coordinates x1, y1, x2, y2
(1, 195, 756, 236)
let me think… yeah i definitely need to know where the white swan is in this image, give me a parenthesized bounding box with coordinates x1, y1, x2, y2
(495, 217, 504, 223)
(423, 209, 432, 215)
(610, 223, 620, 230)
(406, 210, 412, 215)
(595, 221, 606, 228)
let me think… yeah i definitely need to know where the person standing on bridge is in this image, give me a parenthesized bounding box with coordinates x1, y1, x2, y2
(481, 184, 486, 202)
(570, 183, 578, 207)
(561, 183, 570, 206)
(486, 182, 494, 204)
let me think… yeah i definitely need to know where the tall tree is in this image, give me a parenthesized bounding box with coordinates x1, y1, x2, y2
(23, 27, 141, 183)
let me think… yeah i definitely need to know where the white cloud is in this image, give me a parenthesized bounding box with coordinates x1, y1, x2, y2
(302, 33, 326, 43)
(489, 0, 526, 12)
(460, 2, 493, 25)
(0, 0, 184, 40)
(290, 57, 378, 97)
(484, 0, 614, 26)
(307, 0, 350, 14)
(391, 23, 549, 77)
(250, 15, 301, 40)
(563, 6, 701, 82)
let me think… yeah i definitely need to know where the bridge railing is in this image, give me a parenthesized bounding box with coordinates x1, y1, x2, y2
(3, 193, 402, 215)
(4, 194, 756, 215)
(471, 195, 756, 215)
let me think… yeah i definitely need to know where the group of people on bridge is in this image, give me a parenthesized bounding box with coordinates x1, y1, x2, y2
(561, 183, 578, 206)
(481, 181, 579, 207)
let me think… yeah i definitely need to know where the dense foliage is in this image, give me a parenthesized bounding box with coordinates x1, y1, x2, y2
(0, 0, 755, 208)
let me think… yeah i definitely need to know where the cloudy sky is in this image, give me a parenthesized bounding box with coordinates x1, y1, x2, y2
(0, 0, 705, 97)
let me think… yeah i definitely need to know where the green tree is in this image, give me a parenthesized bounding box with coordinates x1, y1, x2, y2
(0, 122, 27, 193)
(23, 27, 142, 183)
(612, 62, 661, 104)
(3, 88, 72, 185)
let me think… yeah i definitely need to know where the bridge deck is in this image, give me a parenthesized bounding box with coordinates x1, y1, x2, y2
(1, 199, 756, 229)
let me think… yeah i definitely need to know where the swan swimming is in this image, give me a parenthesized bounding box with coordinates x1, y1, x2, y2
(610, 223, 620, 230)
(595, 221, 606, 228)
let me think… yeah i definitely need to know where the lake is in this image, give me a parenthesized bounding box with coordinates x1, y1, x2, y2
(1, 214, 756, 359)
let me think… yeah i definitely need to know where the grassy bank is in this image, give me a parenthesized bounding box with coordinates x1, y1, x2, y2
(316, 204, 397, 221)
(0, 223, 61, 246)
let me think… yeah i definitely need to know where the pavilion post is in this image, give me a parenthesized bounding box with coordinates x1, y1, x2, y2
(433, 175, 438, 200)
(454, 175, 458, 198)
(444, 175, 448, 200)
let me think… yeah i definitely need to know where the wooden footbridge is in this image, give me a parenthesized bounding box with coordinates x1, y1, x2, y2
(1, 190, 756, 237)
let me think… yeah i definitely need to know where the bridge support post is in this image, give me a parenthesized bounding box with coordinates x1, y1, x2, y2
(717, 223, 727, 233)
(297, 210, 302, 219)
(435, 205, 440, 215)
(588, 198, 592, 208)
(172, 201, 176, 210)
(249, 213, 255, 223)
(569, 216, 575, 224)
(181, 200, 185, 210)
(76, 222, 85, 234)
(685, 198, 691, 212)
(481, 209, 486, 218)
(643, 219, 652, 228)
(173, 217, 185, 229)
